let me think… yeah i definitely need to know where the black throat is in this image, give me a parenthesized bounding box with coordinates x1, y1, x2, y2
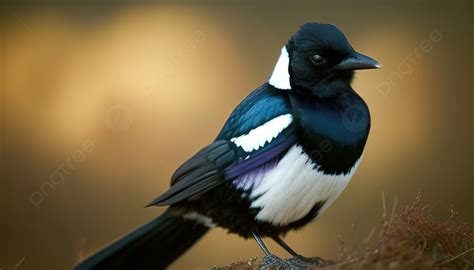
(288, 88, 370, 175)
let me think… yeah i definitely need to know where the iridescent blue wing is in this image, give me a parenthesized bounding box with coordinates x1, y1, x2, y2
(148, 84, 295, 206)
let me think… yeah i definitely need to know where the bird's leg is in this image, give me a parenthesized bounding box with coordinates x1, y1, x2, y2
(271, 235, 299, 257)
(252, 231, 272, 256)
(271, 236, 333, 267)
(252, 231, 291, 269)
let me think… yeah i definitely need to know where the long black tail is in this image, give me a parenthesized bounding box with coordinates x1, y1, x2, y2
(75, 210, 209, 270)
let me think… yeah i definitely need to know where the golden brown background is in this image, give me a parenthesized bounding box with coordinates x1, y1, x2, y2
(1, 1, 472, 269)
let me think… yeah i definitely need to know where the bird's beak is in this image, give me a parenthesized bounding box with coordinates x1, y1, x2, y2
(334, 52, 381, 70)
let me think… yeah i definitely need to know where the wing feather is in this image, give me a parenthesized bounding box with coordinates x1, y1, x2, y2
(147, 141, 236, 206)
(148, 84, 296, 207)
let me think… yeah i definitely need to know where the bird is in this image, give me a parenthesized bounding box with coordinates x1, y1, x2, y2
(75, 22, 380, 270)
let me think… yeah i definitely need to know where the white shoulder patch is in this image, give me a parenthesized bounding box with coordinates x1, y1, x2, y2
(268, 47, 292, 90)
(231, 114, 292, 152)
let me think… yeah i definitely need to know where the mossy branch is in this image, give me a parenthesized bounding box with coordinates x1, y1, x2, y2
(213, 193, 473, 269)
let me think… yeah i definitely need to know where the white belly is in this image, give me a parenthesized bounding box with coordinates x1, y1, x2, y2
(240, 145, 360, 226)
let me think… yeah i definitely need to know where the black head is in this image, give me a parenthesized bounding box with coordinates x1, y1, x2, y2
(269, 23, 380, 97)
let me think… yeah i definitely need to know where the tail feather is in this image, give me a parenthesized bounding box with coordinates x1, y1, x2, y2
(75, 211, 209, 270)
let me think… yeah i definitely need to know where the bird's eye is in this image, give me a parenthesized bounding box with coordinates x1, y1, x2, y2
(310, 54, 327, 65)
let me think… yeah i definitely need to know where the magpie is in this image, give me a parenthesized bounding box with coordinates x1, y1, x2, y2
(76, 22, 380, 270)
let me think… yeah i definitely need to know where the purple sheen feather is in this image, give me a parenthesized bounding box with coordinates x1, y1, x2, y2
(223, 135, 296, 180)
(232, 158, 279, 190)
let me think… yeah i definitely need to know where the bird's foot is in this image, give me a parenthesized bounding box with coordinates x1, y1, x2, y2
(259, 255, 293, 270)
(286, 255, 334, 268)
(260, 254, 331, 270)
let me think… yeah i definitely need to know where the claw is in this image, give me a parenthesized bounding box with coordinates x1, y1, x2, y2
(259, 255, 292, 270)
(286, 255, 334, 268)
(260, 254, 332, 270)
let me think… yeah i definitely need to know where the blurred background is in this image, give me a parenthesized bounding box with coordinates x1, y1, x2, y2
(0, 1, 472, 269)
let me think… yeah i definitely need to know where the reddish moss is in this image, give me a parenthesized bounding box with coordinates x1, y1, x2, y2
(331, 193, 473, 269)
(214, 194, 473, 270)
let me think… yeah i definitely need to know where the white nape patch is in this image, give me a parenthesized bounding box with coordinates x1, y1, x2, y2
(182, 212, 216, 228)
(268, 47, 292, 90)
(250, 145, 360, 226)
(230, 114, 293, 153)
